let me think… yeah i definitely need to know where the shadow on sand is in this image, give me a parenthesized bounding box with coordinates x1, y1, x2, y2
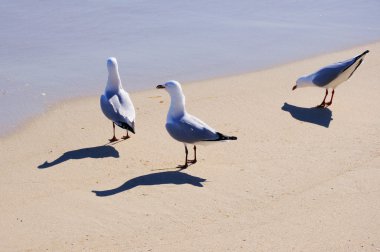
(38, 145, 119, 169)
(92, 170, 206, 197)
(281, 102, 333, 128)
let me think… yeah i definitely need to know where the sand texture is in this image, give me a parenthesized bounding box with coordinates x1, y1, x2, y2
(1, 42, 380, 251)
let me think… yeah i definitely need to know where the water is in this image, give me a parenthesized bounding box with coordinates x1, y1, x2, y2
(1, 0, 379, 136)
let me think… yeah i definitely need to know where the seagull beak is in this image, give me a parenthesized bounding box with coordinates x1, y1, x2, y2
(156, 84, 165, 89)
(292, 85, 297, 91)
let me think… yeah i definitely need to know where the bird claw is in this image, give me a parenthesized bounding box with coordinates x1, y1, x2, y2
(121, 135, 130, 140)
(187, 159, 197, 164)
(177, 164, 188, 169)
(177, 159, 197, 170)
(109, 136, 118, 142)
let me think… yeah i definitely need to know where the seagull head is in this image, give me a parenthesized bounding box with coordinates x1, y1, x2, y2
(105, 57, 123, 92)
(293, 76, 310, 90)
(156, 80, 183, 95)
(157, 80, 186, 116)
(107, 57, 118, 72)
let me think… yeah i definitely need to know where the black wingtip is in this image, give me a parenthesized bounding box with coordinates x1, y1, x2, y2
(202, 132, 238, 142)
(116, 121, 136, 134)
(217, 132, 237, 141)
(362, 50, 370, 56)
(130, 121, 136, 134)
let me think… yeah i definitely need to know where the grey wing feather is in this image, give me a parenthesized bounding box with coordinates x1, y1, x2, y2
(100, 93, 134, 126)
(117, 89, 136, 122)
(312, 57, 357, 87)
(166, 116, 219, 144)
(100, 94, 118, 122)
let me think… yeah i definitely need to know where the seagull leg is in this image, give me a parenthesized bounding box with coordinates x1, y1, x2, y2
(188, 145, 197, 164)
(325, 89, 335, 107)
(109, 122, 118, 142)
(317, 89, 329, 108)
(121, 130, 130, 140)
(177, 144, 189, 169)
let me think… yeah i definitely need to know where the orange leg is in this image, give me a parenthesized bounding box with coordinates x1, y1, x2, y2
(109, 122, 118, 142)
(317, 89, 329, 108)
(121, 130, 130, 140)
(188, 145, 197, 164)
(177, 145, 189, 169)
(325, 89, 335, 107)
(178, 145, 198, 169)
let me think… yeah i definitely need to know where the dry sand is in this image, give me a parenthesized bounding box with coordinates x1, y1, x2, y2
(1, 42, 380, 251)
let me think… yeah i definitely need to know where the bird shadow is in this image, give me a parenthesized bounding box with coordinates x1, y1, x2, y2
(38, 145, 119, 169)
(281, 102, 333, 128)
(92, 170, 206, 197)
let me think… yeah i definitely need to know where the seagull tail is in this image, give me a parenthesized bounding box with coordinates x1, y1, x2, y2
(216, 132, 237, 141)
(202, 132, 237, 142)
(360, 50, 370, 57)
(116, 121, 135, 134)
(346, 50, 370, 79)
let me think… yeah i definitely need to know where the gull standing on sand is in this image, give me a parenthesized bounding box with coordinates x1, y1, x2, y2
(156, 80, 237, 168)
(100, 57, 135, 142)
(292, 50, 369, 108)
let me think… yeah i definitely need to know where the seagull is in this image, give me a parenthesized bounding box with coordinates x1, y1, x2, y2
(156, 80, 237, 168)
(100, 57, 135, 142)
(292, 50, 369, 108)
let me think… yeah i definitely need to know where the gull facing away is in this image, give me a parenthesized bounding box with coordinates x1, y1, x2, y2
(100, 57, 135, 142)
(156, 80, 237, 169)
(292, 50, 369, 108)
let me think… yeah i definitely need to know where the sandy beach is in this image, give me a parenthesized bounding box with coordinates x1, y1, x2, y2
(1, 42, 380, 251)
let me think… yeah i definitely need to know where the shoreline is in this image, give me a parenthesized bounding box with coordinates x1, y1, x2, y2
(1, 41, 379, 251)
(2, 39, 379, 140)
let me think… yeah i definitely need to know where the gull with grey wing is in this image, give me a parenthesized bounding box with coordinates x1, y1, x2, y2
(157, 80, 237, 168)
(292, 50, 369, 108)
(100, 57, 136, 142)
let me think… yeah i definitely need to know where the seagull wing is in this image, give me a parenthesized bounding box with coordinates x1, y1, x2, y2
(312, 57, 356, 87)
(100, 94, 118, 122)
(312, 50, 368, 87)
(166, 114, 220, 144)
(116, 89, 136, 123)
(100, 90, 135, 128)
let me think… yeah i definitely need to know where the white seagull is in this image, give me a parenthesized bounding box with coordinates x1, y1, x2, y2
(100, 57, 135, 142)
(293, 50, 369, 108)
(156, 80, 237, 168)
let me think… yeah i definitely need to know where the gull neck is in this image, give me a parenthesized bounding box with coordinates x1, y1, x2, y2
(168, 90, 186, 119)
(106, 67, 122, 92)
